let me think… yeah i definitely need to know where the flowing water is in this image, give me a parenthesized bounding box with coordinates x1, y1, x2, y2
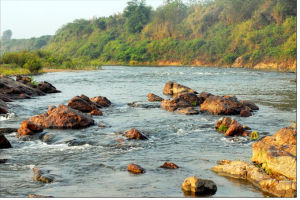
(0, 66, 296, 197)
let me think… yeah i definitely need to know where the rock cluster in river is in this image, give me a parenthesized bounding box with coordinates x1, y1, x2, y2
(33, 167, 54, 183)
(211, 124, 296, 197)
(181, 176, 217, 196)
(124, 128, 148, 140)
(215, 117, 251, 137)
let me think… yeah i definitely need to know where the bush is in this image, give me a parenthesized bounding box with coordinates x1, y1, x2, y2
(223, 53, 238, 64)
(23, 56, 42, 73)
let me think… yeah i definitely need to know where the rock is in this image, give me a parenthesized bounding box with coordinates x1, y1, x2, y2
(240, 100, 259, 111)
(16, 75, 32, 85)
(90, 96, 111, 108)
(0, 76, 45, 99)
(181, 176, 217, 196)
(251, 125, 296, 181)
(40, 133, 56, 144)
(160, 162, 179, 169)
(200, 95, 243, 115)
(17, 120, 43, 136)
(161, 92, 200, 112)
(0, 99, 8, 114)
(0, 159, 8, 164)
(215, 117, 249, 137)
(29, 104, 94, 129)
(0, 94, 13, 102)
(0, 128, 18, 134)
(211, 160, 296, 197)
(33, 167, 54, 183)
(177, 107, 199, 115)
(125, 128, 148, 140)
(127, 163, 145, 174)
(163, 81, 197, 96)
(68, 95, 97, 113)
(0, 133, 12, 149)
(37, 81, 60, 93)
(90, 109, 103, 116)
(240, 107, 252, 117)
(28, 194, 54, 198)
(197, 92, 213, 103)
(148, 93, 164, 102)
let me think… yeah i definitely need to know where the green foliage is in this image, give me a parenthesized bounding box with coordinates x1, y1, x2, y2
(250, 131, 259, 140)
(217, 125, 228, 133)
(23, 56, 42, 73)
(224, 53, 238, 64)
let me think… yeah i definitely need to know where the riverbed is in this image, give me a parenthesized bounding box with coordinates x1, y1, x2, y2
(0, 66, 296, 197)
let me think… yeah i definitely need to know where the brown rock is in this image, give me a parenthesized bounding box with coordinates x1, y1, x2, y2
(251, 125, 296, 181)
(200, 95, 245, 115)
(240, 100, 259, 111)
(0, 128, 18, 134)
(177, 107, 199, 115)
(0, 99, 8, 114)
(68, 95, 97, 113)
(33, 167, 54, 183)
(197, 92, 213, 104)
(29, 104, 94, 129)
(163, 81, 197, 96)
(16, 75, 32, 85)
(0, 94, 13, 102)
(240, 108, 252, 117)
(147, 93, 164, 102)
(28, 194, 54, 198)
(37, 81, 60, 93)
(124, 128, 147, 140)
(127, 163, 145, 174)
(0, 133, 12, 149)
(216, 117, 249, 137)
(90, 109, 103, 116)
(161, 92, 200, 112)
(160, 162, 179, 169)
(211, 160, 296, 197)
(90, 96, 111, 108)
(17, 120, 43, 136)
(181, 176, 217, 196)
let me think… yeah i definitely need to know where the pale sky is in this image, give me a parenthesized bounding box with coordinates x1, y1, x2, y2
(0, 0, 163, 39)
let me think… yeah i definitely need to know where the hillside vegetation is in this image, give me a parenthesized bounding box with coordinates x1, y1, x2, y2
(1, 0, 297, 72)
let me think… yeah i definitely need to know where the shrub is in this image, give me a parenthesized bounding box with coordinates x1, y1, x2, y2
(223, 53, 238, 64)
(250, 131, 259, 140)
(23, 56, 42, 73)
(217, 125, 228, 133)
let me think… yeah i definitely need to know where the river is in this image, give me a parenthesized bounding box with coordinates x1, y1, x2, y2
(0, 66, 296, 197)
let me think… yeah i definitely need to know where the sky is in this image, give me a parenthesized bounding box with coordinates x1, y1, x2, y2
(0, 0, 163, 39)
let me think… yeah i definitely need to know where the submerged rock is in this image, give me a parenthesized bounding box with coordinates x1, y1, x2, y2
(127, 163, 145, 174)
(17, 120, 43, 136)
(148, 93, 164, 102)
(90, 96, 111, 108)
(211, 160, 296, 197)
(0, 99, 8, 114)
(128, 101, 161, 108)
(28, 194, 54, 198)
(90, 109, 103, 116)
(29, 104, 94, 129)
(251, 125, 296, 181)
(181, 176, 217, 196)
(176, 107, 199, 115)
(159, 162, 179, 169)
(215, 117, 250, 137)
(0, 128, 18, 134)
(163, 81, 197, 96)
(33, 167, 54, 183)
(124, 128, 148, 140)
(0, 133, 12, 149)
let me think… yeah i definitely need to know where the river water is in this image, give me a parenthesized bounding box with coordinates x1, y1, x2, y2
(0, 66, 296, 197)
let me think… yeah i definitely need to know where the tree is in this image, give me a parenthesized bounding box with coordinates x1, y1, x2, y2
(124, 0, 152, 33)
(2, 29, 12, 41)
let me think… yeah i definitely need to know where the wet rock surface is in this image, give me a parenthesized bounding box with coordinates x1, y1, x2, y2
(68, 95, 98, 113)
(181, 176, 217, 196)
(0, 133, 12, 149)
(124, 128, 148, 140)
(163, 81, 197, 96)
(215, 117, 250, 137)
(90, 96, 111, 107)
(159, 162, 179, 169)
(37, 81, 61, 93)
(176, 107, 199, 115)
(28, 194, 54, 198)
(148, 93, 164, 102)
(33, 167, 54, 183)
(29, 105, 94, 129)
(17, 120, 43, 136)
(0, 128, 18, 134)
(128, 101, 161, 108)
(0, 99, 8, 114)
(161, 92, 200, 112)
(127, 163, 145, 174)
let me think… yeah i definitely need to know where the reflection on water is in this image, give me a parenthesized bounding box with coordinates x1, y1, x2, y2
(0, 66, 296, 197)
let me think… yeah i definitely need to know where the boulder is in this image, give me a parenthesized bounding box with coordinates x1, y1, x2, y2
(148, 93, 164, 102)
(16, 75, 32, 85)
(68, 95, 97, 113)
(37, 81, 60, 93)
(160, 162, 179, 169)
(0, 134, 12, 149)
(0, 99, 8, 114)
(240, 107, 252, 117)
(211, 160, 296, 197)
(17, 120, 43, 136)
(0, 76, 45, 99)
(215, 117, 250, 137)
(0, 128, 18, 134)
(161, 92, 200, 112)
(197, 92, 213, 103)
(251, 125, 296, 181)
(127, 163, 145, 174)
(240, 100, 259, 111)
(177, 107, 199, 115)
(29, 104, 94, 129)
(181, 176, 217, 196)
(200, 95, 253, 116)
(124, 128, 148, 140)
(33, 167, 54, 183)
(90, 109, 103, 116)
(163, 81, 197, 96)
(0, 94, 13, 102)
(90, 96, 111, 108)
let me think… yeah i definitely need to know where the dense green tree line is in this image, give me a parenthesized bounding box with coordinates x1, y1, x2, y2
(1, 0, 296, 71)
